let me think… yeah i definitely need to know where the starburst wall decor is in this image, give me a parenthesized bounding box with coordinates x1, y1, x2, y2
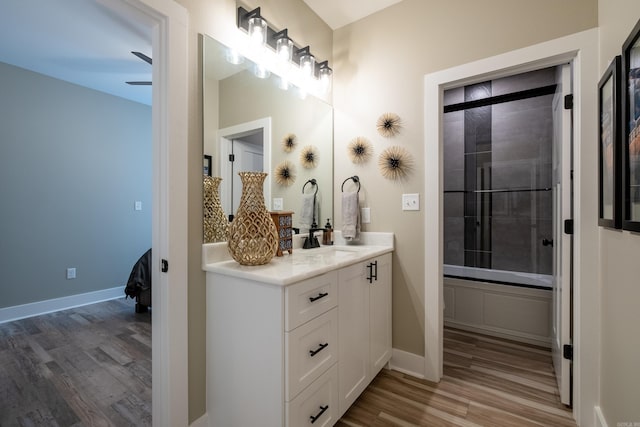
(378, 146, 414, 180)
(300, 145, 318, 169)
(376, 112, 402, 138)
(348, 137, 373, 164)
(274, 160, 296, 186)
(281, 133, 297, 152)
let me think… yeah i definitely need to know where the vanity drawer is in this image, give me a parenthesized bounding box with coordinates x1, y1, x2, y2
(286, 363, 338, 427)
(285, 271, 338, 331)
(286, 308, 338, 400)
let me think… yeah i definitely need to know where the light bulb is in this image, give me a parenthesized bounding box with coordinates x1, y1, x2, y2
(248, 17, 267, 47)
(299, 54, 315, 78)
(318, 66, 332, 93)
(276, 37, 293, 63)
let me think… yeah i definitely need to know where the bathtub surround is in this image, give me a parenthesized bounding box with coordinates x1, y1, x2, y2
(444, 68, 556, 276)
(443, 276, 552, 347)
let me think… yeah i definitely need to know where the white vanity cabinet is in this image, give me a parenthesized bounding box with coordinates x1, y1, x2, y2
(203, 234, 393, 427)
(207, 270, 340, 427)
(337, 253, 392, 417)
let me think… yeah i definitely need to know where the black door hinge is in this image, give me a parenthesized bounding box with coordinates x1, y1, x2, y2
(563, 344, 573, 361)
(564, 219, 574, 235)
(564, 94, 573, 110)
(229, 154, 235, 162)
(161, 259, 169, 273)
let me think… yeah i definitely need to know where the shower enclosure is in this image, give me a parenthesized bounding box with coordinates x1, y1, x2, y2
(443, 67, 558, 289)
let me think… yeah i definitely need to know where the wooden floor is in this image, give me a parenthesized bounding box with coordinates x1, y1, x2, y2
(0, 301, 574, 427)
(338, 328, 576, 427)
(0, 298, 151, 427)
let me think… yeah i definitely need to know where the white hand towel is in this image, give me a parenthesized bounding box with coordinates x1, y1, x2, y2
(342, 191, 360, 241)
(299, 193, 316, 232)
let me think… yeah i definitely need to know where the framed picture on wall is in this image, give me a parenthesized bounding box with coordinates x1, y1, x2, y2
(204, 155, 212, 176)
(623, 17, 640, 231)
(598, 55, 622, 229)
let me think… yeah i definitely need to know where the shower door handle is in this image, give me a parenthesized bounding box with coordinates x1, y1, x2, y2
(542, 238, 554, 247)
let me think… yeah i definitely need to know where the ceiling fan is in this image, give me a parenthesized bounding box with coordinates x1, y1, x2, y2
(126, 51, 152, 86)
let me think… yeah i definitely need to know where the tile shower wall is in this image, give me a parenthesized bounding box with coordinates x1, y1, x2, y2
(443, 68, 555, 275)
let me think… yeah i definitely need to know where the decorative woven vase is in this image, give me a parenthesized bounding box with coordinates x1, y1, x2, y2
(227, 172, 278, 265)
(203, 176, 228, 243)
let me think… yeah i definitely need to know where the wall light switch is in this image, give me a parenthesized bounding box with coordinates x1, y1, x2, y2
(66, 268, 76, 279)
(273, 198, 283, 211)
(361, 207, 371, 224)
(134, 201, 142, 211)
(402, 193, 420, 211)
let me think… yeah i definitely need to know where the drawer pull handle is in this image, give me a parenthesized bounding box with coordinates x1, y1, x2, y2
(367, 261, 378, 283)
(309, 292, 329, 302)
(309, 343, 328, 357)
(309, 405, 329, 424)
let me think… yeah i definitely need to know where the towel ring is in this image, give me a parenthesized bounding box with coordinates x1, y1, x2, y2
(302, 178, 318, 196)
(341, 176, 360, 193)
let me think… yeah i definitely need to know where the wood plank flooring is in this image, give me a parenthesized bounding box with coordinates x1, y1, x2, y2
(337, 328, 576, 427)
(1, 302, 573, 427)
(0, 298, 151, 427)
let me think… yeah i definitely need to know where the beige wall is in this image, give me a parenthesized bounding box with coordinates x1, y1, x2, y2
(173, 0, 640, 423)
(598, 1, 640, 425)
(333, 0, 597, 356)
(172, 0, 332, 422)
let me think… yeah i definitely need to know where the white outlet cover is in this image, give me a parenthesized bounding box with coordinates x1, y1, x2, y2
(273, 198, 284, 211)
(361, 207, 371, 223)
(66, 268, 76, 279)
(135, 201, 142, 211)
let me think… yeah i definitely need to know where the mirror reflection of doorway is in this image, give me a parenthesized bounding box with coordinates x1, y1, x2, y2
(230, 130, 264, 218)
(219, 117, 272, 221)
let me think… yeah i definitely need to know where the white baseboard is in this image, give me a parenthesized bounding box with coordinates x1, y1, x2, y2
(190, 413, 208, 427)
(594, 406, 608, 427)
(0, 286, 126, 324)
(389, 348, 425, 379)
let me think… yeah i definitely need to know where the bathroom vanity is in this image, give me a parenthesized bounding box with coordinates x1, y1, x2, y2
(202, 232, 393, 427)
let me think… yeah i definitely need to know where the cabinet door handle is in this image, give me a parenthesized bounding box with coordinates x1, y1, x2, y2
(367, 261, 378, 283)
(309, 343, 328, 357)
(310, 405, 329, 424)
(309, 292, 329, 302)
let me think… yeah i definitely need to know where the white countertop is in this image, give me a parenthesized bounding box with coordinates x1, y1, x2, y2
(202, 231, 394, 286)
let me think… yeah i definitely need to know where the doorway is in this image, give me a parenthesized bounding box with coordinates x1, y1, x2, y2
(423, 29, 599, 424)
(440, 65, 573, 406)
(219, 117, 272, 219)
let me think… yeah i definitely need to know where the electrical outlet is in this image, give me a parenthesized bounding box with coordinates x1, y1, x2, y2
(273, 198, 283, 211)
(66, 268, 76, 279)
(361, 207, 371, 224)
(135, 201, 142, 211)
(402, 193, 420, 211)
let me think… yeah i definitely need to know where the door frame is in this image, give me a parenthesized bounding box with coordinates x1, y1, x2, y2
(102, 0, 190, 425)
(423, 29, 599, 425)
(218, 117, 272, 213)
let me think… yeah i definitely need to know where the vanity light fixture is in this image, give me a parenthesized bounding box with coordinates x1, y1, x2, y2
(245, 8, 267, 48)
(297, 46, 316, 78)
(254, 63, 270, 79)
(237, 6, 332, 94)
(274, 29, 293, 63)
(317, 61, 333, 92)
(225, 48, 244, 65)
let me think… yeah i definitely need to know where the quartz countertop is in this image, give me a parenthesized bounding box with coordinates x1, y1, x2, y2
(202, 231, 394, 286)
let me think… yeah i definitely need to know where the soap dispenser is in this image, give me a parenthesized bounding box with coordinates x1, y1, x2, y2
(323, 218, 333, 246)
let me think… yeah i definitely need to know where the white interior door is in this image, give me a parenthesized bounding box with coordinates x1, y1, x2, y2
(551, 63, 572, 406)
(231, 137, 264, 215)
